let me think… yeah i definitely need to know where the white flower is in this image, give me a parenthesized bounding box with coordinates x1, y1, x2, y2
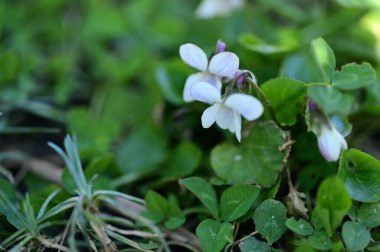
(196, 0, 244, 19)
(317, 123, 348, 162)
(179, 43, 239, 102)
(191, 82, 263, 142)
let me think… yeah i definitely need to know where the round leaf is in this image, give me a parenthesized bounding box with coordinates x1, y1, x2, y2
(211, 122, 289, 188)
(196, 219, 233, 252)
(342, 221, 371, 251)
(332, 62, 376, 90)
(308, 230, 332, 251)
(357, 202, 380, 228)
(253, 199, 287, 245)
(239, 236, 270, 252)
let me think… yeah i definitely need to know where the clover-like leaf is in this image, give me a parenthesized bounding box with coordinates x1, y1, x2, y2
(196, 219, 233, 252)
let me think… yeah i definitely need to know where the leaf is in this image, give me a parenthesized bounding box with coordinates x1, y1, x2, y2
(220, 185, 259, 222)
(308, 230, 332, 251)
(342, 221, 371, 251)
(163, 141, 201, 178)
(180, 177, 219, 217)
(211, 122, 288, 188)
(314, 177, 352, 237)
(144, 190, 168, 223)
(338, 149, 380, 202)
(239, 236, 270, 252)
(253, 199, 287, 245)
(310, 37, 336, 82)
(308, 84, 353, 115)
(261, 78, 307, 126)
(332, 62, 376, 90)
(239, 33, 296, 54)
(357, 202, 380, 228)
(164, 197, 185, 229)
(285, 217, 314, 236)
(196, 219, 233, 252)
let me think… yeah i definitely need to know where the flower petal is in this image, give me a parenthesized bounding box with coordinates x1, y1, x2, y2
(179, 43, 208, 71)
(317, 125, 346, 162)
(195, 0, 227, 19)
(208, 52, 239, 78)
(224, 94, 264, 121)
(191, 82, 222, 104)
(233, 112, 242, 142)
(183, 73, 211, 102)
(201, 103, 221, 128)
(215, 106, 235, 131)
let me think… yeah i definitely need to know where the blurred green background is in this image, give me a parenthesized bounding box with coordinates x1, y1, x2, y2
(1, 0, 380, 192)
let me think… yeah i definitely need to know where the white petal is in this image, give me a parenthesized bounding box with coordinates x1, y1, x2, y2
(195, 0, 227, 19)
(209, 52, 239, 78)
(179, 43, 208, 71)
(233, 112, 242, 142)
(183, 73, 211, 102)
(224, 94, 264, 121)
(215, 106, 235, 131)
(201, 103, 222, 128)
(191, 82, 222, 104)
(317, 125, 345, 162)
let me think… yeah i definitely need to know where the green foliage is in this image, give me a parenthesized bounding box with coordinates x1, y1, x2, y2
(310, 37, 336, 82)
(220, 184, 259, 222)
(308, 230, 333, 251)
(253, 199, 287, 245)
(338, 149, 380, 202)
(196, 219, 233, 252)
(239, 236, 270, 252)
(181, 177, 219, 217)
(285, 217, 314, 236)
(357, 202, 380, 228)
(261, 78, 307, 126)
(332, 63, 376, 90)
(314, 177, 352, 237)
(211, 122, 289, 187)
(342, 221, 371, 251)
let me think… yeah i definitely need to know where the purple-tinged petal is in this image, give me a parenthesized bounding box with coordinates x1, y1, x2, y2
(179, 43, 208, 71)
(191, 82, 222, 104)
(201, 103, 221, 128)
(215, 106, 235, 131)
(224, 94, 264, 121)
(183, 73, 210, 102)
(317, 125, 346, 162)
(209, 52, 239, 78)
(233, 112, 242, 142)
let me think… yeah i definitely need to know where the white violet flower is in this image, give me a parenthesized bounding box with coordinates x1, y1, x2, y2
(191, 82, 263, 142)
(317, 123, 348, 162)
(179, 43, 239, 102)
(195, 0, 244, 19)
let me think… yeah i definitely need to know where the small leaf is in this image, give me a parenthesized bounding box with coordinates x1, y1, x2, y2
(220, 184, 259, 222)
(239, 236, 270, 252)
(332, 62, 376, 90)
(285, 217, 314, 236)
(310, 37, 336, 82)
(308, 84, 353, 115)
(342, 221, 371, 251)
(338, 149, 380, 202)
(308, 230, 332, 251)
(261, 78, 307, 126)
(181, 177, 219, 217)
(144, 190, 168, 222)
(253, 199, 287, 245)
(314, 177, 351, 237)
(357, 202, 380, 228)
(196, 219, 233, 252)
(211, 122, 289, 188)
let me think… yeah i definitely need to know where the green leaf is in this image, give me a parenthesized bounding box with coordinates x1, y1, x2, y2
(261, 78, 307, 126)
(180, 177, 219, 217)
(308, 84, 353, 115)
(239, 236, 270, 252)
(314, 177, 352, 237)
(211, 122, 288, 188)
(144, 190, 168, 223)
(239, 33, 296, 54)
(310, 37, 336, 82)
(342, 221, 371, 251)
(253, 199, 287, 245)
(338, 149, 380, 202)
(163, 141, 201, 178)
(285, 217, 314, 236)
(332, 62, 376, 90)
(164, 197, 185, 229)
(220, 185, 259, 222)
(308, 230, 333, 251)
(357, 202, 380, 228)
(196, 219, 233, 252)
